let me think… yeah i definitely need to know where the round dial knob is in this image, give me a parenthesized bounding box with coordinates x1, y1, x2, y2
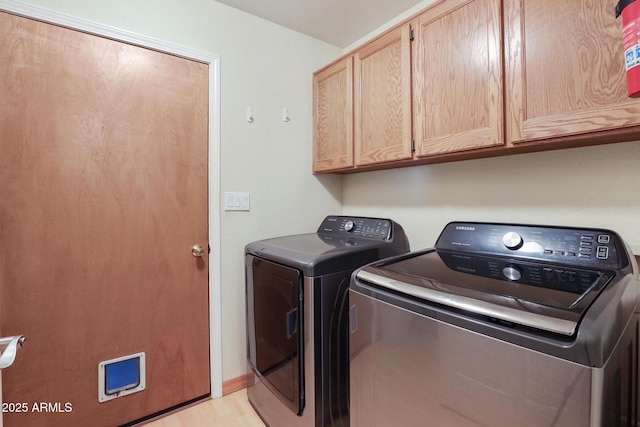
(502, 232, 523, 250)
(503, 266, 522, 281)
(344, 220, 355, 232)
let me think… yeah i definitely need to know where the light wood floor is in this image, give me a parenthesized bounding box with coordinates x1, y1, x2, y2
(142, 390, 266, 427)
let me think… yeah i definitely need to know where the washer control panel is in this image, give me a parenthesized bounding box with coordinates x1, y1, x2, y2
(318, 216, 393, 240)
(436, 222, 627, 269)
(438, 251, 606, 293)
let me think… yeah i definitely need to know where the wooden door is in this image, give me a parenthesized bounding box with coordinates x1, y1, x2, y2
(413, 0, 504, 156)
(0, 12, 210, 427)
(313, 56, 354, 172)
(354, 23, 413, 166)
(504, 0, 640, 144)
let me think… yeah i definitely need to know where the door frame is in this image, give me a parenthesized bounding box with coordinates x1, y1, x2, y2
(0, 0, 223, 398)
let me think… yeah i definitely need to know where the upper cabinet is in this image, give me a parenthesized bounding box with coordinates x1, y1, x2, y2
(313, 24, 413, 172)
(354, 23, 413, 166)
(313, 0, 640, 173)
(413, 0, 504, 157)
(504, 0, 640, 144)
(313, 57, 353, 173)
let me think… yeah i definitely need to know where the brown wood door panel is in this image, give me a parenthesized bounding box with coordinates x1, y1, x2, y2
(413, 0, 504, 156)
(504, 0, 640, 143)
(354, 23, 413, 166)
(0, 12, 209, 427)
(313, 56, 354, 172)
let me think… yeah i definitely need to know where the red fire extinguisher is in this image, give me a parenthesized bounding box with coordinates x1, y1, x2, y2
(616, 0, 640, 97)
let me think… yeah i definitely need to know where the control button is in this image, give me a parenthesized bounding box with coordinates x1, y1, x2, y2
(580, 241, 593, 246)
(344, 220, 355, 232)
(543, 249, 553, 254)
(579, 253, 591, 259)
(598, 235, 610, 244)
(596, 246, 609, 259)
(503, 266, 522, 281)
(565, 252, 576, 257)
(581, 234, 594, 241)
(502, 232, 523, 250)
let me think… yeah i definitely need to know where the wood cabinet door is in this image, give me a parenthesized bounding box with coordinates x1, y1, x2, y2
(413, 0, 504, 157)
(354, 23, 413, 166)
(505, 0, 640, 144)
(313, 57, 353, 172)
(0, 12, 209, 427)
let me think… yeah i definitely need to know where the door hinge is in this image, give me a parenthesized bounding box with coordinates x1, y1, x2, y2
(411, 140, 416, 152)
(410, 29, 414, 42)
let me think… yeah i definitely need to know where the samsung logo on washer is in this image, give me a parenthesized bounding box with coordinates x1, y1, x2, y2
(456, 226, 476, 231)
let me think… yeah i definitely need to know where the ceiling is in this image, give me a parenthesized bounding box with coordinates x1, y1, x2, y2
(214, 0, 425, 48)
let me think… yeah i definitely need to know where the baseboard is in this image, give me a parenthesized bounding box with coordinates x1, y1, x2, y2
(222, 374, 250, 396)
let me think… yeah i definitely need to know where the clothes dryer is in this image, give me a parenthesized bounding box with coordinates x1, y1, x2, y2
(246, 216, 410, 427)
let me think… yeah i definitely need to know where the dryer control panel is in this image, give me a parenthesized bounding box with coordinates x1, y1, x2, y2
(436, 222, 628, 270)
(318, 216, 394, 240)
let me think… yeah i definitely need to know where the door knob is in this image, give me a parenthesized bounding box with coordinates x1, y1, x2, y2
(191, 245, 205, 257)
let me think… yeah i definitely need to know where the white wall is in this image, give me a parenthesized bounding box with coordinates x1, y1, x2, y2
(11, 0, 343, 382)
(343, 141, 640, 254)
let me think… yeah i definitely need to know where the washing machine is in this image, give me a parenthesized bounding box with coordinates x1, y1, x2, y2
(349, 221, 639, 427)
(245, 215, 410, 427)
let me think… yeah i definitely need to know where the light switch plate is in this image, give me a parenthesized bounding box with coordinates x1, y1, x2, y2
(224, 192, 250, 211)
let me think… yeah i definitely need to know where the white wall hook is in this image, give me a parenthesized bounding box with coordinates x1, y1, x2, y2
(282, 107, 290, 122)
(246, 107, 254, 123)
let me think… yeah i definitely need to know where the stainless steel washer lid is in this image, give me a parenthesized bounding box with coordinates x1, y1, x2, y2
(356, 249, 614, 336)
(351, 222, 638, 366)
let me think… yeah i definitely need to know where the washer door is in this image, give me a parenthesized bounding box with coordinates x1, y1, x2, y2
(246, 255, 304, 415)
